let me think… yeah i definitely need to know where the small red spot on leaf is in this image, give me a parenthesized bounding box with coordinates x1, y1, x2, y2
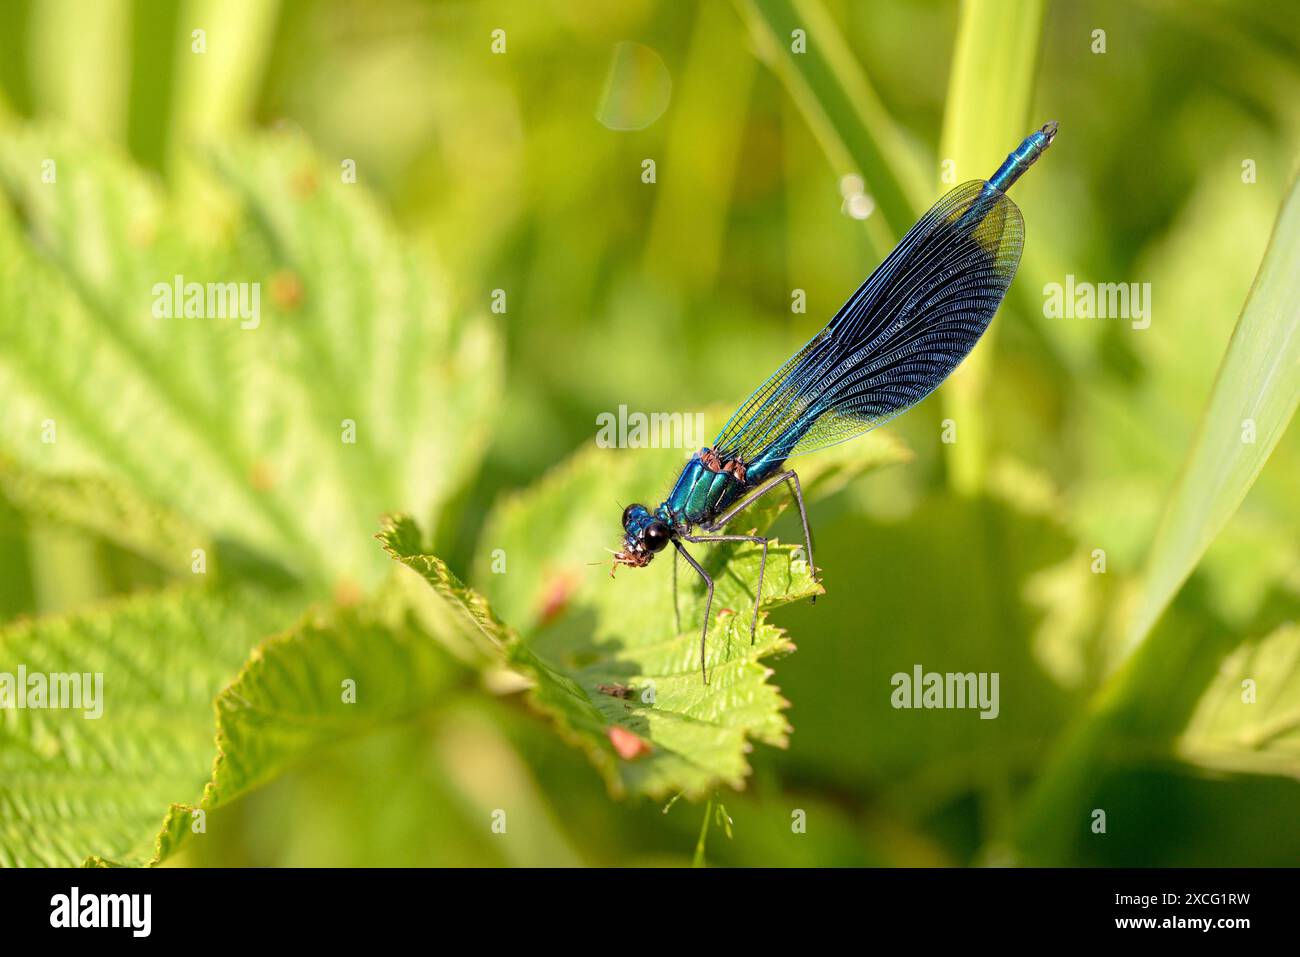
(292, 165, 319, 198)
(270, 270, 304, 311)
(333, 578, 362, 607)
(536, 571, 577, 626)
(607, 725, 652, 760)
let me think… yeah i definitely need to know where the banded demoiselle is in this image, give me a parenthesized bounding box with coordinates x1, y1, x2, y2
(615, 122, 1058, 683)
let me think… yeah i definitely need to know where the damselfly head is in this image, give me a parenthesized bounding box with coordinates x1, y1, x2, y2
(613, 503, 671, 571)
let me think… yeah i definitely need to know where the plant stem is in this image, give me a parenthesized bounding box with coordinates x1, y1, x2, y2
(693, 798, 714, 868)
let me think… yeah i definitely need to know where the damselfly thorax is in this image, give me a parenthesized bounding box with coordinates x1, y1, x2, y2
(614, 122, 1058, 684)
(661, 446, 785, 527)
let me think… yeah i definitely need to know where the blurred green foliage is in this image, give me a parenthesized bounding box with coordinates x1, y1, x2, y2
(0, 0, 1298, 866)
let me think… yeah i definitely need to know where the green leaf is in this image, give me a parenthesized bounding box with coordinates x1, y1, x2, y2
(207, 604, 462, 808)
(0, 125, 500, 591)
(0, 577, 468, 867)
(386, 430, 910, 799)
(0, 456, 205, 573)
(0, 585, 302, 867)
(394, 502, 796, 800)
(1179, 623, 1300, 780)
(146, 594, 464, 865)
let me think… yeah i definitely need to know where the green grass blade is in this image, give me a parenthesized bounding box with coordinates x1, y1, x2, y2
(28, 0, 131, 141)
(1125, 172, 1300, 648)
(168, 0, 280, 224)
(735, 0, 927, 257)
(644, 1, 756, 290)
(1016, 172, 1300, 864)
(937, 0, 1046, 493)
(938, 0, 1046, 190)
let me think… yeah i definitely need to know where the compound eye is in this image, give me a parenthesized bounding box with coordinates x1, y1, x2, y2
(622, 504, 642, 529)
(644, 521, 671, 552)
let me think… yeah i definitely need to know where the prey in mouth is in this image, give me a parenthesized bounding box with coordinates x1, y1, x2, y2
(611, 503, 673, 575)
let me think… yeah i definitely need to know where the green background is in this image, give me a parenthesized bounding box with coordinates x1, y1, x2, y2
(0, 0, 1297, 867)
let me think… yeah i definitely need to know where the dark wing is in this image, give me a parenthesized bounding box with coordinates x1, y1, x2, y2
(712, 180, 1024, 464)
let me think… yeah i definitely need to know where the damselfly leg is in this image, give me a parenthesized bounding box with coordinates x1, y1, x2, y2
(672, 540, 713, 683)
(674, 468, 815, 684)
(682, 532, 769, 647)
(705, 470, 816, 600)
(672, 546, 682, 634)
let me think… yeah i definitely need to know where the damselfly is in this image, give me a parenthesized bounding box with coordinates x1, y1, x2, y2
(614, 122, 1058, 683)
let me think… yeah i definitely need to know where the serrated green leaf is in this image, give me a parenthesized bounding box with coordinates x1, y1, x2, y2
(0, 456, 205, 573)
(0, 586, 302, 867)
(1179, 623, 1300, 779)
(206, 604, 463, 807)
(0, 124, 500, 866)
(0, 578, 467, 867)
(381, 429, 908, 799)
(147, 596, 465, 864)
(0, 125, 500, 591)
